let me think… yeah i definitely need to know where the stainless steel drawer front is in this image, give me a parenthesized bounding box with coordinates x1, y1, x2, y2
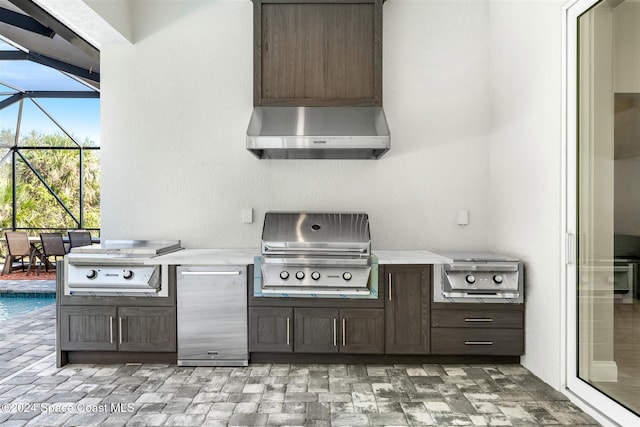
(177, 266, 248, 366)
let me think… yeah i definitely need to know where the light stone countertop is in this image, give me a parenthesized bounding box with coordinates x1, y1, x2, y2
(373, 250, 452, 264)
(146, 248, 260, 265)
(147, 248, 450, 266)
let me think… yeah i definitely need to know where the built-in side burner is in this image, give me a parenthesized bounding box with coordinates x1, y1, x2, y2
(434, 251, 524, 303)
(64, 240, 183, 297)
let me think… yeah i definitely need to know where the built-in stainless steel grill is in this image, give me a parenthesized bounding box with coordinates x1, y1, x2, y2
(64, 240, 182, 297)
(260, 212, 372, 297)
(433, 252, 524, 303)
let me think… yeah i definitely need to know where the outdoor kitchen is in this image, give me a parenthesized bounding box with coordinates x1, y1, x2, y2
(56, 212, 525, 370)
(0, 0, 637, 425)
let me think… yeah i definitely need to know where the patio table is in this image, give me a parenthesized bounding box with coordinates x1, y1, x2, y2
(1, 235, 100, 275)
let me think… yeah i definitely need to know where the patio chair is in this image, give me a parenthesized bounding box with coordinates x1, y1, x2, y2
(2, 231, 34, 276)
(67, 230, 92, 249)
(38, 233, 67, 274)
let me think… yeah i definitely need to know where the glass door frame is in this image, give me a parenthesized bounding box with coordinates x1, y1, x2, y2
(563, 0, 640, 425)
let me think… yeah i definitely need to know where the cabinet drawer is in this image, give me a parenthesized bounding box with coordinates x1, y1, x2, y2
(431, 309, 523, 329)
(431, 328, 523, 355)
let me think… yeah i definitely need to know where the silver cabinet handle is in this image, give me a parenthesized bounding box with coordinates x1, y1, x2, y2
(388, 273, 392, 301)
(119, 317, 123, 344)
(333, 319, 337, 347)
(109, 316, 113, 344)
(464, 341, 493, 345)
(180, 271, 241, 276)
(464, 318, 494, 322)
(286, 317, 290, 346)
(342, 318, 346, 347)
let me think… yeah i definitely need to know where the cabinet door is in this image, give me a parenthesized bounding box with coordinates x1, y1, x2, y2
(385, 265, 430, 354)
(294, 308, 339, 353)
(118, 307, 176, 352)
(340, 309, 384, 354)
(60, 306, 117, 351)
(249, 307, 293, 352)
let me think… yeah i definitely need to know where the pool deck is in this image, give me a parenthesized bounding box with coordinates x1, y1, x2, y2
(0, 280, 56, 295)
(0, 281, 601, 426)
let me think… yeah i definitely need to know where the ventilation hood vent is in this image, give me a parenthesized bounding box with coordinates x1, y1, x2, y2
(246, 106, 390, 160)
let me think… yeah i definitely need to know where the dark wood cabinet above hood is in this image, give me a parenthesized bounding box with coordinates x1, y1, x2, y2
(252, 0, 384, 107)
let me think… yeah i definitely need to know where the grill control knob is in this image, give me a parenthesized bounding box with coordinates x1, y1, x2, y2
(280, 271, 290, 280)
(311, 271, 321, 280)
(295, 271, 305, 280)
(465, 275, 476, 284)
(343, 272, 352, 281)
(493, 275, 504, 284)
(86, 269, 98, 280)
(123, 270, 135, 280)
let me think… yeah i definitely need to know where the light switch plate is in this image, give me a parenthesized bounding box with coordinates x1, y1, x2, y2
(242, 208, 253, 224)
(457, 209, 469, 225)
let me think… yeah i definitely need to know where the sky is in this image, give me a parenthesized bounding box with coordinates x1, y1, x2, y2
(0, 39, 100, 146)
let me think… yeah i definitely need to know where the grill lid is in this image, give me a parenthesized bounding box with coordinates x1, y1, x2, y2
(262, 212, 370, 256)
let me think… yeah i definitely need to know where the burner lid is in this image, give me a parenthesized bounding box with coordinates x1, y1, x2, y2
(70, 240, 182, 256)
(438, 251, 519, 263)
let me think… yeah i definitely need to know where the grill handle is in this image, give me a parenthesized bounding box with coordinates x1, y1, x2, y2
(446, 263, 519, 272)
(180, 271, 241, 276)
(263, 246, 368, 254)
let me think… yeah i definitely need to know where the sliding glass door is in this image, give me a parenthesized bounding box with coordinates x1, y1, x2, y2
(568, 0, 640, 423)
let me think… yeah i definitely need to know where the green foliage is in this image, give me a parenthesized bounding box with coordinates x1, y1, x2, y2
(0, 130, 100, 231)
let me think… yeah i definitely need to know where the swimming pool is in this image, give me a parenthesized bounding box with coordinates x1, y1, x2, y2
(0, 296, 55, 321)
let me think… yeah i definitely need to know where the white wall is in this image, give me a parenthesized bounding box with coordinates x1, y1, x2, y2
(488, 0, 564, 388)
(100, 0, 492, 250)
(52, 0, 566, 390)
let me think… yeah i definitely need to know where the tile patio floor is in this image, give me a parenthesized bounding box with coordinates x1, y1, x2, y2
(0, 282, 600, 426)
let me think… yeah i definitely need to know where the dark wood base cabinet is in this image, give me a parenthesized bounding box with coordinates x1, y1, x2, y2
(385, 265, 431, 354)
(431, 303, 524, 356)
(60, 306, 177, 352)
(249, 307, 384, 354)
(431, 328, 523, 355)
(248, 265, 524, 362)
(249, 307, 293, 353)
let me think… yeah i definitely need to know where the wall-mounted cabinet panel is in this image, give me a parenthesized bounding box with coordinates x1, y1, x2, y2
(253, 0, 383, 107)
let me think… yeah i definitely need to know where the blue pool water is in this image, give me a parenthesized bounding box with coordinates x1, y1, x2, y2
(0, 296, 55, 321)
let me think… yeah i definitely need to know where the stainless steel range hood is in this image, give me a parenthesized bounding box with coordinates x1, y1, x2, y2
(246, 106, 390, 159)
